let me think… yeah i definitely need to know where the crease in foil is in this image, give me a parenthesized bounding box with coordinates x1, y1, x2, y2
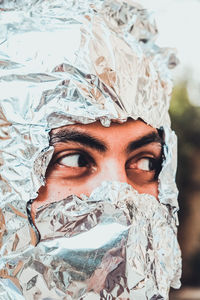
(0, 0, 181, 299)
(1, 182, 181, 299)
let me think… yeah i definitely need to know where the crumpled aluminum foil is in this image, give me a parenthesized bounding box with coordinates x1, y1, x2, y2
(1, 182, 181, 299)
(0, 0, 181, 299)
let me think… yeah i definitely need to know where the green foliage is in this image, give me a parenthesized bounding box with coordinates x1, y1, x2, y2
(170, 83, 190, 117)
(170, 82, 200, 186)
(169, 81, 200, 285)
(170, 82, 200, 152)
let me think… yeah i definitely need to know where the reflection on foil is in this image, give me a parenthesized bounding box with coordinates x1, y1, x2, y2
(1, 182, 181, 299)
(0, 0, 181, 299)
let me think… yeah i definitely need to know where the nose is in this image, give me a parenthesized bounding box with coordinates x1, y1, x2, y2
(97, 158, 128, 184)
(85, 157, 131, 197)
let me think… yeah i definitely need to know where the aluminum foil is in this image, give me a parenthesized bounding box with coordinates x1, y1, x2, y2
(0, 0, 181, 299)
(1, 182, 181, 299)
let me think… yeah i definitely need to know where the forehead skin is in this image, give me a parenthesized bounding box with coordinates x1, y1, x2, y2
(50, 119, 159, 147)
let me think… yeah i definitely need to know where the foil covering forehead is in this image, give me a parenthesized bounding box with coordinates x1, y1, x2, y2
(0, 0, 177, 129)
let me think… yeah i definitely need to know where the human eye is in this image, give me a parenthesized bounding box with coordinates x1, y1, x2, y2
(58, 153, 90, 168)
(47, 150, 96, 180)
(127, 156, 161, 171)
(135, 157, 160, 172)
(126, 154, 162, 184)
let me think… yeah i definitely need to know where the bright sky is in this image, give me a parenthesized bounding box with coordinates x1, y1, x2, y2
(140, 0, 200, 105)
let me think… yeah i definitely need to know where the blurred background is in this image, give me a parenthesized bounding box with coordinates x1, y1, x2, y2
(140, 0, 200, 298)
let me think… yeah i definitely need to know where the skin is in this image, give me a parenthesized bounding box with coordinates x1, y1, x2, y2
(31, 119, 162, 218)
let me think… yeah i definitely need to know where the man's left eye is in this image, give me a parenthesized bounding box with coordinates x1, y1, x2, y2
(137, 158, 155, 171)
(127, 157, 157, 171)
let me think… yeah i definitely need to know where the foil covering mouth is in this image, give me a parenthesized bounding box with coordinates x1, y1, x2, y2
(0, 182, 181, 299)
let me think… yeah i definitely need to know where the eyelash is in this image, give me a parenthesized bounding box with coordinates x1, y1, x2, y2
(56, 151, 94, 167)
(56, 151, 162, 174)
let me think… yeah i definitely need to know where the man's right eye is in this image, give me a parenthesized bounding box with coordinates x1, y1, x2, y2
(57, 153, 90, 168)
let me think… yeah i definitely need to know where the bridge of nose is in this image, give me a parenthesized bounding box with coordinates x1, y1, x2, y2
(98, 157, 128, 183)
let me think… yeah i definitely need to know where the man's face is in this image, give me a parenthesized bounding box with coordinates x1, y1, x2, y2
(32, 119, 162, 217)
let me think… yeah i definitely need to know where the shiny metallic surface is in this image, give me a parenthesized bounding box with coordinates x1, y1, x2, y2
(0, 0, 181, 299)
(1, 182, 181, 299)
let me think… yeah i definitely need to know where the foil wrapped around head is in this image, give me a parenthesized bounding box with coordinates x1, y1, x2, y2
(0, 0, 181, 299)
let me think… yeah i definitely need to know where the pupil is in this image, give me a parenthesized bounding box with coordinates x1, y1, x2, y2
(148, 159, 154, 171)
(78, 155, 88, 167)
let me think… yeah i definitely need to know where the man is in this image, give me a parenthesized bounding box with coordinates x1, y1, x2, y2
(0, 0, 181, 299)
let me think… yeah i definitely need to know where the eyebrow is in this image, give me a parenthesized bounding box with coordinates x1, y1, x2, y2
(50, 129, 107, 152)
(127, 132, 162, 153)
(50, 129, 162, 153)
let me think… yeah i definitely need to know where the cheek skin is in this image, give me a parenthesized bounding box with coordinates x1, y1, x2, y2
(31, 177, 94, 220)
(31, 173, 159, 220)
(134, 182, 159, 199)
